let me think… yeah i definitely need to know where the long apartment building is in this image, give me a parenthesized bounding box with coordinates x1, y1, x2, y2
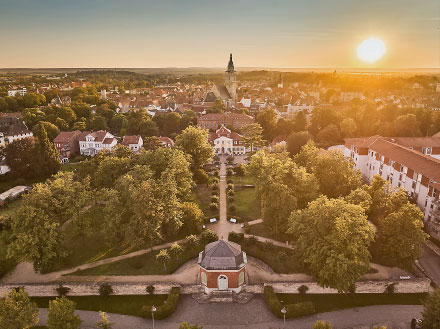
(343, 135, 440, 240)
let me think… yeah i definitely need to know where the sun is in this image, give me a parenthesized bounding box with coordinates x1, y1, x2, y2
(357, 38, 386, 63)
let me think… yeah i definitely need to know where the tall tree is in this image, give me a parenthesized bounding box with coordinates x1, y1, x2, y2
(0, 288, 39, 329)
(288, 196, 375, 292)
(286, 131, 312, 156)
(175, 126, 214, 171)
(3, 138, 36, 179)
(340, 118, 357, 137)
(33, 124, 60, 178)
(242, 123, 265, 151)
(256, 108, 277, 141)
(421, 289, 440, 329)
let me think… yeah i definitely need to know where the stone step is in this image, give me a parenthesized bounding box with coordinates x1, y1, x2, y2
(208, 296, 234, 303)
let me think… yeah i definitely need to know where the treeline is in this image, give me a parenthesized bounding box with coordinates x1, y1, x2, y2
(248, 143, 427, 292)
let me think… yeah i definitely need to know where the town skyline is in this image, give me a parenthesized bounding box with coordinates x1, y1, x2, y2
(0, 0, 439, 69)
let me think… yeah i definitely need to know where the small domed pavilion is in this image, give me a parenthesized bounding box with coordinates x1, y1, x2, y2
(198, 239, 247, 294)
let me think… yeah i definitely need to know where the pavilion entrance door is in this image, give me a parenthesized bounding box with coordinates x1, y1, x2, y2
(218, 275, 228, 290)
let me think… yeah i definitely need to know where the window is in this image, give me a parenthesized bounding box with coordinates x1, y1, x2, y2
(422, 147, 432, 155)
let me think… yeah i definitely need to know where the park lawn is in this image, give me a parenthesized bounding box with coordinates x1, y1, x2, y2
(69, 243, 203, 276)
(231, 175, 255, 186)
(276, 293, 427, 314)
(247, 222, 291, 242)
(32, 295, 168, 317)
(59, 162, 82, 172)
(232, 187, 260, 221)
(241, 240, 304, 274)
(191, 184, 219, 220)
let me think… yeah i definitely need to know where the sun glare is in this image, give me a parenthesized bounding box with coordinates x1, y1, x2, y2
(357, 38, 386, 63)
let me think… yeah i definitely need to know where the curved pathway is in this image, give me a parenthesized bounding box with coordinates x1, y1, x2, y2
(36, 302, 423, 329)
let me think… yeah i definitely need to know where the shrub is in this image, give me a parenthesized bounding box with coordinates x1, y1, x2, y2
(243, 222, 250, 234)
(234, 164, 245, 176)
(264, 286, 315, 318)
(209, 202, 219, 211)
(211, 190, 218, 196)
(227, 168, 234, 176)
(298, 285, 309, 295)
(313, 320, 333, 329)
(211, 195, 219, 203)
(385, 282, 396, 294)
(227, 189, 235, 197)
(262, 241, 275, 251)
(228, 231, 244, 243)
(146, 285, 155, 295)
(227, 183, 234, 191)
(201, 229, 218, 244)
(98, 284, 114, 298)
(212, 177, 219, 184)
(211, 183, 218, 191)
(142, 287, 180, 320)
(186, 235, 200, 251)
(227, 178, 233, 184)
(56, 284, 71, 297)
(227, 196, 234, 203)
(248, 235, 258, 245)
(228, 204, 236, 213)
(212, 169, 219, 177)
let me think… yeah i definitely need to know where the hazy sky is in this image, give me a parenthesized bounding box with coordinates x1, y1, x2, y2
(0, 0, 439, 68)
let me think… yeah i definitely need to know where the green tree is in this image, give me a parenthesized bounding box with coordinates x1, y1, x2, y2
(96, 311, 113, 329)
(340, 118, 357, 137)
(286, 130, 312, 156)
(33, 124, 61, 178)
(0, 288, 39, 329)
(242, 123, 265, 151)
(170, 242, 183, 260)
(288, 196, 375, 292)
(32, 121, 60, 141)
(0, 97, 8, 112)
(89, 115, 109, 131)
(421, 289, 440, 329)
(23, 93, 46, 108)
(156, 248, 171, 271)
(175, 126, 214, 171)
(180, 202, 204, 234)
(256, 108, 277, 141)
(317, 124, 341, 144)
(393, 114, 421, 137)
(373, 203, 428, 269)
(47, 297, 82, 329)
(179, 322, 203, 329)
(3, 138, 36, 178)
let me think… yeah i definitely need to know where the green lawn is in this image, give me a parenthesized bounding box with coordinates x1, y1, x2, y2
(247, 222, 291, 242)
(276, 293, 427, 314)
(190, 184, 219, 220)
(59, 162, 82, 172)
(232, 187, 261, 221)
(32, 295, 167, 317)
(70, 243, 203, 276)
(241, 240, 304, 274)
(231, 175, 255, 186)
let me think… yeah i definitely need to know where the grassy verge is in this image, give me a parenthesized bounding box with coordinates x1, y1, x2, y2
(276, 293, 427, 313)
(247, 222, 290, 242)
(70, 243, 203, 276)
(32, 295, 167, 317)
(190, 184, 219, 220)
(231, 175, 255, 186)
(240, 238, 304, 274)
(231, 187, 260, 222)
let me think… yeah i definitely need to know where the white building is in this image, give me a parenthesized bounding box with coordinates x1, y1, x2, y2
(344, 136, 440, 240)
(79, 131, 117, 156)
(0, 116, 33, 147)
(340, 91, 364, 102)
(209, 126, 246, 155)
(7, 88, 27, 97)
(121, 135, 143, 152)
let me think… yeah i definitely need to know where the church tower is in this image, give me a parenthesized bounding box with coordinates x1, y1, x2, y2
(225, 53, 237, 103)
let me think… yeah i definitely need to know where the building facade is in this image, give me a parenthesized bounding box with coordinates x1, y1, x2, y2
(198, 239, 247, 294)
(79, 131, 117, 156)
(198, 113, 254, 130)
(0, 116, 33, 147)
(343, 136, 440, 240)
(209, 126, 246, 155)
(121, 135, 143, 152)
(53, 130, 82, 163)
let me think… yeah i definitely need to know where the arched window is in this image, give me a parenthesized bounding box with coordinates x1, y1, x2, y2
(201, 272, 207, 285)
(238, 271, 245, 286)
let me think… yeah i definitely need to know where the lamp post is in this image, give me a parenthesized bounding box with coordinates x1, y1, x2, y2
(281, 307, 286, 327)
(151, 305, 157, 329)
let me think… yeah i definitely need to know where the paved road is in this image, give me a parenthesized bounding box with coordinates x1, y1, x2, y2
(419, 244, 440, 287)
(36, 297, 423, 329)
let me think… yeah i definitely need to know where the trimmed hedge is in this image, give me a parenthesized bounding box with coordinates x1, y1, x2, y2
(264, 286, 315, 318)
(142, 287, 180, 320)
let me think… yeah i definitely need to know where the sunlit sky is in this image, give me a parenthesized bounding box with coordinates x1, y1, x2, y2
(0, 0, 439, 68)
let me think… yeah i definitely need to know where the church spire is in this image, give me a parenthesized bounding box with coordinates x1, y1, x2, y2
(227, 53, 235, 73)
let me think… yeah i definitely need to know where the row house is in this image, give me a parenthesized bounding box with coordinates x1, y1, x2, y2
(344, 136, 440, 240)
(209, 126, 246, 155)
(79, 131, 118, 156)
(198, 113, 254, 130)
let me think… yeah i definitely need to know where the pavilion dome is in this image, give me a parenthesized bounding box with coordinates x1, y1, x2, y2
(198, 239, 246, 270)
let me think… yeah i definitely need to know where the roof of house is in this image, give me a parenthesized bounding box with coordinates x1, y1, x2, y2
(79, 131, 110, 142)
(0, 116, 31, 136)
(159, 136, 174, 145)
(214, 84, 232, 100)
(386, 137, 440, 148)
(53, 130, 81, 143)
(198, 240, 245, 270)
(121, 135, 141, 145)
